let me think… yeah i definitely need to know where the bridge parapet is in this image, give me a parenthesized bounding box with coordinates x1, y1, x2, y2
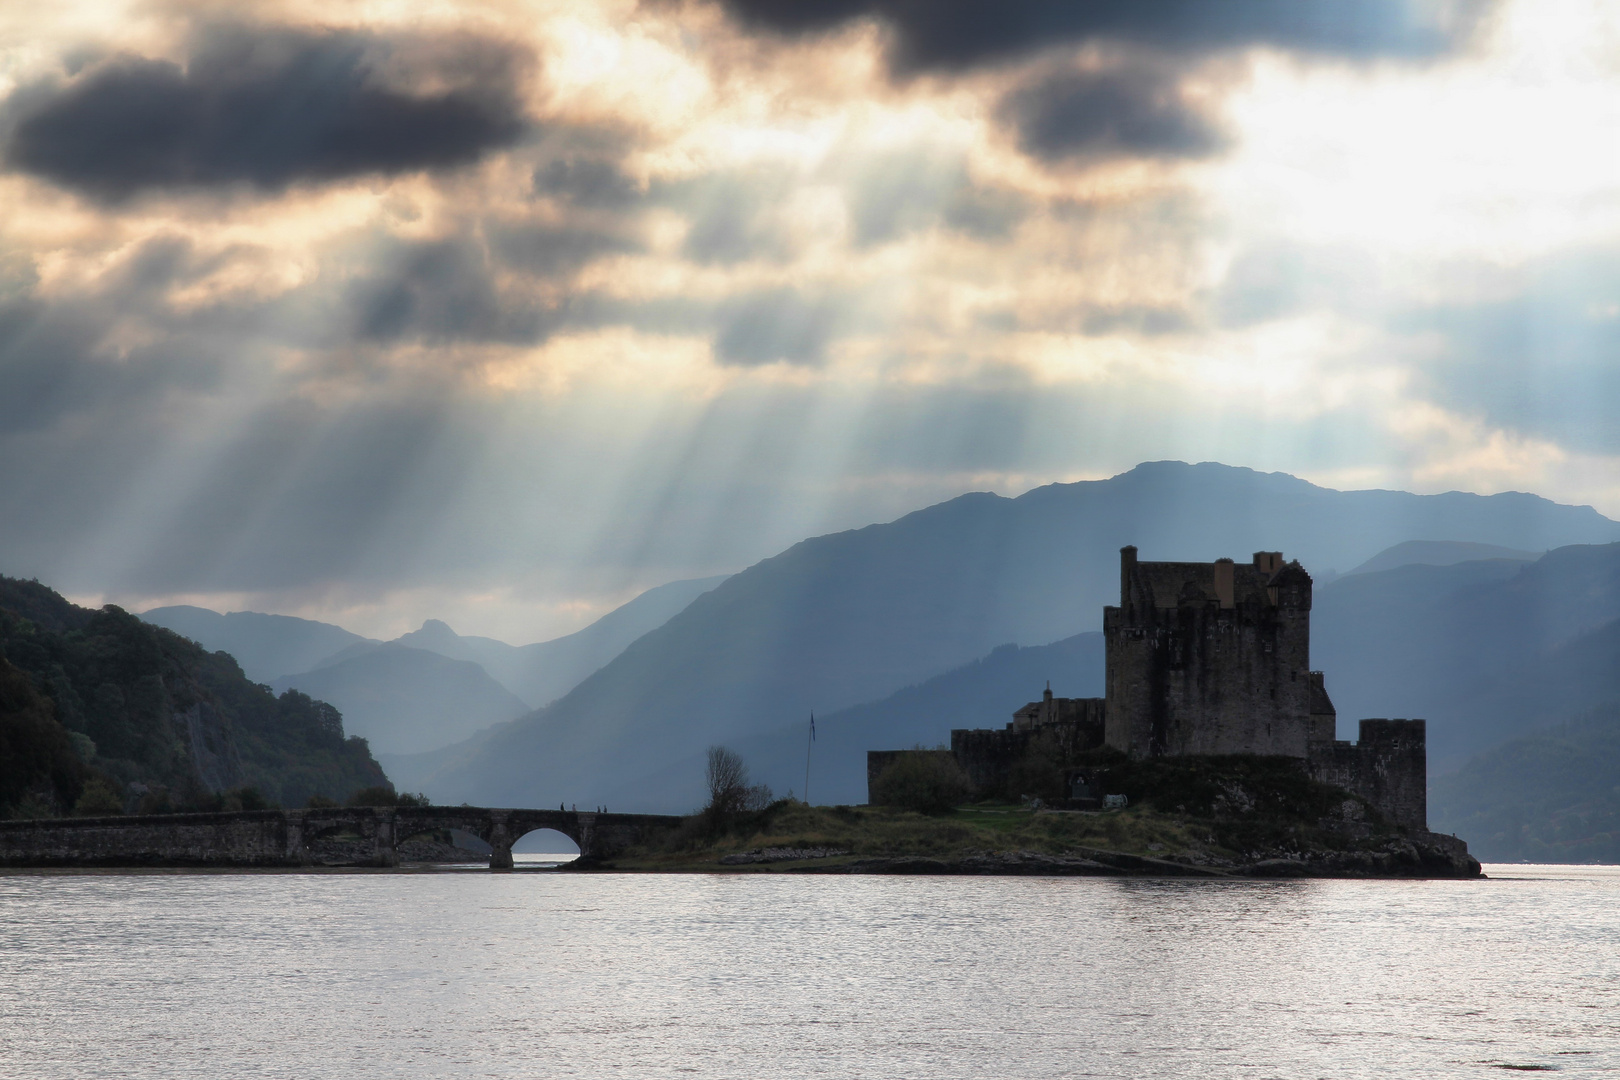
(0, 806, 686, 869)
(1, 809, 294, 868)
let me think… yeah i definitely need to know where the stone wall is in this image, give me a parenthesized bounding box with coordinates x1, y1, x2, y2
(865, 749, 963, 804)
(868, 701, 1107, 802)
(866, 750, 910, 797)
(0, 809, 297, 867)
(1307, 719, 1427, 830)
(949, 729, 1035, 795)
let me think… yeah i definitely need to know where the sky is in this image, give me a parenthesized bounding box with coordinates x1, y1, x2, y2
(1, 0, 1618, 643)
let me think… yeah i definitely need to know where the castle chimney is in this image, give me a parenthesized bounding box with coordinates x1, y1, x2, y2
(1121, 545, 1138, 608)
(1253, 551, 1283, 575)
(1214, 558, 1235, 608)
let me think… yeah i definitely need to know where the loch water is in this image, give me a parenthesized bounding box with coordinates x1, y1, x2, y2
(0, 864, 1615, 1078)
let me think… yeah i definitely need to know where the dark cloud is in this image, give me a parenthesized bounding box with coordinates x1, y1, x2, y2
(1000, 66, 1228, 162)
(347, 223, 638, 345)
(942, 184, 1027, 239)
(356, 213, 647, 342)
(1409, 252, 1620, 454)
(654, 169, 797, 265)
(721, 1, 1481, 168)
(354, 240, 546, 345)
(0, 296, 111, 434)
(714, 288, 842, 365)
(845, 150, 1028, 243)
(0, 238, 231, 436)
(717, 0, 1485, 72)
(533, 157, 642, 208)
(492, 222, 643, 277)
(3, 24, 528, 201)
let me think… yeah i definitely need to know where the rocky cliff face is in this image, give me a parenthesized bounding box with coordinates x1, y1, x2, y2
(177, 701, 245, 795)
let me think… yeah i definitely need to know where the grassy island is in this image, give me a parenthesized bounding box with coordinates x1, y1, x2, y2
(595, 755, 1481, 878)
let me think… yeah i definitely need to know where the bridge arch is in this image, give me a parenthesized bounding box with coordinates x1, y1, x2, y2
(511, 828, 579, 866)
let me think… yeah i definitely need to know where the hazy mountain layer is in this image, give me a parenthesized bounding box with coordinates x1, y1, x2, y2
(1344, 539, 1541, 576)
(682, 633, 1106, 810)
(317, 575, 730, 708)
(404, 462, 1620, 812)
(272, 645, 531, 756)
(1431, 703, 1620, 862)
(1314, 542, 1620, 766)
(140, 606, 373, 685)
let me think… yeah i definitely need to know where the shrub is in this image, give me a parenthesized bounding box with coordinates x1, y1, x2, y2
(347, 785, 400, 807)
(11, 790, 58, 820)
(1005, 753, 1066, 804)
(73, 776, 124, 816)
(232, 786, 273, 811)
(870, 751, 971, 815)
(0, 657, 85, 816)
(345, 785, 429, 808)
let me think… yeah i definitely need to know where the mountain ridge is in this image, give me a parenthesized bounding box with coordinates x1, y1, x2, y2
(402, 461, 1620, 812)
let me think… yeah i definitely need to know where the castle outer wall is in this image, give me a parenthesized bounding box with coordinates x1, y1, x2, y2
(1307, 719, 1427, 830)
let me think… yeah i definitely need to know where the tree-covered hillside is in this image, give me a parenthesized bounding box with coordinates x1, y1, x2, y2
(0, 576, 387, 817)
(1430, 703, 1620, 863)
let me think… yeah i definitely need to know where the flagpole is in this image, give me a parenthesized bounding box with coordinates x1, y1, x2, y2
(804, 713, 814, 806)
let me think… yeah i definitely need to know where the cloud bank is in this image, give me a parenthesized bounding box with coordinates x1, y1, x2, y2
(4, 24, 529, 200)
(1, 0, 1615, 644)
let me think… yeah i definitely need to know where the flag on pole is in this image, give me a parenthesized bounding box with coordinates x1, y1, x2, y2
(805, 713, 815, 806)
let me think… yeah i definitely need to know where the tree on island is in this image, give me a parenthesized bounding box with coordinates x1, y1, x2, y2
(704, 746, 772, 822)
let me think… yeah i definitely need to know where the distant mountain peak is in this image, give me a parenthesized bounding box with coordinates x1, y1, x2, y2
(400, 619, 463, 649)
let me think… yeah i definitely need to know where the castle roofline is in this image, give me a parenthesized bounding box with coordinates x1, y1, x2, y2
(1116, 547, 1311, 611)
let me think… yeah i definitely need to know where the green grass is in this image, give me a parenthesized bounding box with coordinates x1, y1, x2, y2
(610, 755, 1409, 872)
(611, 801, 1274, 871)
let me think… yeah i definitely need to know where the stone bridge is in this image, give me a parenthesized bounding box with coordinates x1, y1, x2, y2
(0, 806, 688, 869)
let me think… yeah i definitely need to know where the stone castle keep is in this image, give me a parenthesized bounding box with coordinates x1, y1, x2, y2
(1106, 547, 1335, 758)
(870, 547, 1430, 829)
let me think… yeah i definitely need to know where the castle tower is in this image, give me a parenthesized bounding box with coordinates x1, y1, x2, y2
(1103, 546, 1335, 758)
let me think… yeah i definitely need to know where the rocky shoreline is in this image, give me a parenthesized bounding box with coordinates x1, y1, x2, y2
(771, 830, 1481, 879)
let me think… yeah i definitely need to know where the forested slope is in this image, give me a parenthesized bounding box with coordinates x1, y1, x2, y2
(0, 576, 386, 816)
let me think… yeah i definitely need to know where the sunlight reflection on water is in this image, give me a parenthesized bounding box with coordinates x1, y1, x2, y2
(0, 865, 1615, 1078)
